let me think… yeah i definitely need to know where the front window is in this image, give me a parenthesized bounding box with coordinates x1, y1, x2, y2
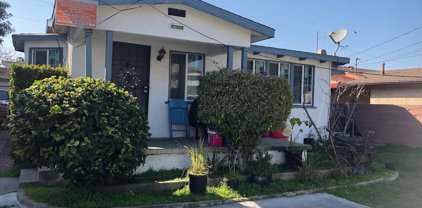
(268, 62, 279, 77)
(280, 63, 290, 81)
(292, 64, 314, 105)
(254, 60, 265, 75)
(247, 59, 314, 106)
(32, 48, 62, 67)
(170, 52, 204, 100)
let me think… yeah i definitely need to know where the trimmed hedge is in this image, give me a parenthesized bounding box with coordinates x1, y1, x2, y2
(9, 77, 149, 185)
(198, 70, 292, 158)
(10, 64, 68, 100)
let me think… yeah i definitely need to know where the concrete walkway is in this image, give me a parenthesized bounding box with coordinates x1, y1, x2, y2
(0, 177, 19, 195)
(211, 193, 368, 208)
(0, 192, 22, 208)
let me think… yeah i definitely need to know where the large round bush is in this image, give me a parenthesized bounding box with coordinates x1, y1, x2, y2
(198, 70, 292, 158)
(9, 77, 149, 184)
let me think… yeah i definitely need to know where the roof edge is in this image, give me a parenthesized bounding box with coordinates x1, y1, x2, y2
(250, 45, 350, 65)
(12, 34, 66, 52)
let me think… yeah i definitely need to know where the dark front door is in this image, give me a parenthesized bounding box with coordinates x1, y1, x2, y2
(112, 42, 151, 115)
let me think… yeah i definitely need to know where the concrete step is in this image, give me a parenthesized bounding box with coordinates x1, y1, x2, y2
(18, 169, 39, 186)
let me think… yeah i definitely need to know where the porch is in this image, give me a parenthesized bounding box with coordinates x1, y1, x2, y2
(146, 137, 311, 155)
(136, 137, 311, 174)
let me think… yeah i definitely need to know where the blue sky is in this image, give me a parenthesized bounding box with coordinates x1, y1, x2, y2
(3, 0, 422, 69)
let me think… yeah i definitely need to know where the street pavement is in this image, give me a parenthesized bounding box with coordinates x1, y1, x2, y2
(211, 193, 368, 208)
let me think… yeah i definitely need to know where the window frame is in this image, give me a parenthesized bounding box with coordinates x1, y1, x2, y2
(291, 64, 315, 107)
(29, 47, 63, 67)
(169, 51, 206, 101)
(247, 59, 315, 107)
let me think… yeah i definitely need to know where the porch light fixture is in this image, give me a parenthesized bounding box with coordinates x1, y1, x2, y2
(157, 48, 167, 62)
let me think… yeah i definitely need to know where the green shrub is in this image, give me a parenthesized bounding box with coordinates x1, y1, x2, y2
(296, 154, 321, 184)
(9, 77, 149, 185)
(247, 150, 278, 176)
(9, 64, 68, 100)
(198, 69, 292, 159)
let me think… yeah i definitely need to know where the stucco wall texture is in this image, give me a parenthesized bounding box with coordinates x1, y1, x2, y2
(370, 84, 422, 105)
(355, 104, 422, 147)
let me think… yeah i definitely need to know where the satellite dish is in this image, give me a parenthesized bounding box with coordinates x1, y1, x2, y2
(328, 29, 348, 56)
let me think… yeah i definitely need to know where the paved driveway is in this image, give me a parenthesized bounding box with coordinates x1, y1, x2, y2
(211, 193, 368, 208)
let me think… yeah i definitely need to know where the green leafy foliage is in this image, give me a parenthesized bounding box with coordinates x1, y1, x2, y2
(296, 154, 322, 184)
(9, 77, 149, 185)
(247, 150, 278, 177)
(197, 69, 292, 158)
(187, 140, 209, 176)
(9, 64, 68, 101)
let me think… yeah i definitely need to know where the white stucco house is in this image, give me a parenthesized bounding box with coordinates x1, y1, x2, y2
(12, 0, 350, 143)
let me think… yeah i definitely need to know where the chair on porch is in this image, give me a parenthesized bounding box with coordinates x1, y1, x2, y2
(167, 99, 190, 139)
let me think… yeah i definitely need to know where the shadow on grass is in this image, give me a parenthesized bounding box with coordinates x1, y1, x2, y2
(24, 182, 240, 208)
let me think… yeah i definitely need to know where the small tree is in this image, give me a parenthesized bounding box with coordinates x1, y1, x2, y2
(0, 1, 14, 44)
(198, 70, 292, 168)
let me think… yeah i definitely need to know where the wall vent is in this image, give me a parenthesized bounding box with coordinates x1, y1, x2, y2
(168, 8, 186, 17)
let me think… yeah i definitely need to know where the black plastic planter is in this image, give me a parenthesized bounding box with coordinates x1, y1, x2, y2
(284, 151, 303, 170)
(189, 174, 207, 195)
(227, 179, 239, 190)
(250, 175, 271, 186)
(303, 138, 316, 151)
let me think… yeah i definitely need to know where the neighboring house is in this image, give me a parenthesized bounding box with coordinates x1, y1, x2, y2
(332, 65, 422, 147)
(332, 66, 422, 105)
(12, 0, 350, 143)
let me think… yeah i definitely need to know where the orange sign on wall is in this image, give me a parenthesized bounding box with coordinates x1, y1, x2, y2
(55, 0, 97, 28)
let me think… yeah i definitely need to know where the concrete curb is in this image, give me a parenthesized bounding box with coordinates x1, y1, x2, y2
(17, 171, 399, 208)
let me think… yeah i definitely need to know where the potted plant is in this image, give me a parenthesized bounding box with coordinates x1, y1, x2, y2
(284, 118, 307, 170)
(248, 150, 277, 186)
(225, 150, 240, 190)
(187, 140, 209, 195)
(224, 171, 240, 190)
(303, 131, 316, 151)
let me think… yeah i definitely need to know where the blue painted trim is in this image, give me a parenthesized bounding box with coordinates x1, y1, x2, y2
(105, 31, 113, 81)
(12, 34, 64, 42)
(250, 45, 350, 65)
(98, 0, 275, 40)
(241, 47, 248, 72)
(227, 46, 234, 69)
(85, 29, 93, 78)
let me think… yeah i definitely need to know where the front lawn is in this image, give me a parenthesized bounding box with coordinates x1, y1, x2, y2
(329, 145, 422, 208)
(24, 161, 393, 208)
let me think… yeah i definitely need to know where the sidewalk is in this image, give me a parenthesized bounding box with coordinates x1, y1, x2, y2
(210, 193, 368, 208)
